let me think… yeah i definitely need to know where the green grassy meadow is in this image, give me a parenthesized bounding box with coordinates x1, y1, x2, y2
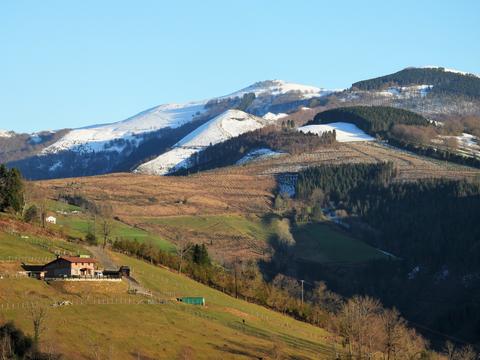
(47, 200, 174, 251)
(293, 222, 388, 264)
(145, 214, 278, 243)
(0, 245, 336, 359)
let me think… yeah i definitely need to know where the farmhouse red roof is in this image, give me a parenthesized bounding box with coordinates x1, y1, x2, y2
(59, 256, 97, 263)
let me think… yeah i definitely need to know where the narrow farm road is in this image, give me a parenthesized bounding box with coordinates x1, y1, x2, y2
(87, 245, 155, 297)
(86, 245, 117, 270)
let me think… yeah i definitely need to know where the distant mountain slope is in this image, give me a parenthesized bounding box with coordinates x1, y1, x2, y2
(5, 67, 480, 180)
(43, 101, 207, 154)
(352, 66, 480, 98)
(136, 109, 271, 175)
(0, 129, 70, 164)
(8, 80, 332, 180)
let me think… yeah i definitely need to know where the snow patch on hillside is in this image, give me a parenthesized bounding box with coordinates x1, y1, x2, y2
(236, 148, 284, 165)
(378, 84, 433, 98)
(299, 123, 374, 142)
(0, 130, 14, 138)
(43, 101, 207, 154)
(420, 66, 479, 78)
(136, 110, 271, 175)
(263, 112, 288, 121)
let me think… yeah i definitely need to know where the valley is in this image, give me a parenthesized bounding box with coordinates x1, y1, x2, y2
(2, 65, 480, 359)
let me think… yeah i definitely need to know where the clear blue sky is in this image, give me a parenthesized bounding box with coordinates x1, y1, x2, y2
(1, 0, 479, 133)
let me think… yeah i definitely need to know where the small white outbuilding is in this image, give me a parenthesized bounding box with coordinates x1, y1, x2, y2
(46, 216, 57, 225)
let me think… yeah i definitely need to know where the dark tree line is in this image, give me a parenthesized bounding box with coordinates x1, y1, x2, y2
(349, 179, 480, 272)
(310, 106, 480, 169)
(174, 127, 336, 175)
(310, 106, 430, 135)
(296, 162, 480, 273)
(352, 67, 480, 99)
(294, 162, 480, 345)
(387, 137, 480, 169)
(0, 164, 24, 213)
(296, 162, 396, 202)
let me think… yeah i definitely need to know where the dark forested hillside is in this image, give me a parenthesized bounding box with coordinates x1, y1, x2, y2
(352, 67, 480, 99)
(349, 179, 480, 271)
(296, 162, 396, 201)
(310, 106, 430, 135)
(294, 163, 480, 344)
(296, 163, 480, 271)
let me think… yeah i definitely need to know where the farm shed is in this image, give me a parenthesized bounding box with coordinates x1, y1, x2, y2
(178, 297, 205, 306)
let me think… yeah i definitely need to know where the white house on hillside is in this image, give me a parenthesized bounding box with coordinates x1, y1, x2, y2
(46, 216, 57, 224)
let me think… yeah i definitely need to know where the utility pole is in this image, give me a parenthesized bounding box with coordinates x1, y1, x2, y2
(234, 258, 238, 299)
(300, 280, 304, 305)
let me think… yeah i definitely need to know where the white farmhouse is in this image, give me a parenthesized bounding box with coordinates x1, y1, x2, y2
(46, 216, 57, 224)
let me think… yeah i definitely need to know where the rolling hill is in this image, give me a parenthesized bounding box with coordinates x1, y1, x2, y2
(6, 80, 333, 180)
(136, 110, 272, 175)
(0, 219, 335, 359)
(4, 66, 480, 180)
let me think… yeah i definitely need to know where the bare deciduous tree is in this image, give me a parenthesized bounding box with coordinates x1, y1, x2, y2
(175, 234, 193, 274)
(29, 306, 47, 346)
(98, 204, 113, 248)
(0, 335, 12, 360)
(381, 308, 406, 360)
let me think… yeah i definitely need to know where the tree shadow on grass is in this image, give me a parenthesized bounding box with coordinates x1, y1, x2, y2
(226, 320, 335, 358)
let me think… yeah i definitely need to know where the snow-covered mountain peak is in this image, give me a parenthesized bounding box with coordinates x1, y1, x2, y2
(136, 109, 271, 175)
(177, 109, 268, 148)
(224, 79, 333, 99)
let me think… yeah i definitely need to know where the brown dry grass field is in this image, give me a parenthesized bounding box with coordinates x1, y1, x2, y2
(39, 172, 275, 220)
(39, 142, 479, 217)
(36, 141, 480, 262)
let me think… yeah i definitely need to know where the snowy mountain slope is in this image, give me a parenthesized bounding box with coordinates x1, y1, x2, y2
(136, 109, 272, 175)
(0, 130, 14, 138)
(42, 101, 207, 154)
(223, 80, 334, 100)
(41, 80, 333, 156)
(298, 123, 374, 142)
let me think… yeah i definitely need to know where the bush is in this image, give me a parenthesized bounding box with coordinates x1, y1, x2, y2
(23, 205, 39, 223)
(85, 232, 97, 245)
(0, 164, 24, 214)
(0, 321, 34, 358)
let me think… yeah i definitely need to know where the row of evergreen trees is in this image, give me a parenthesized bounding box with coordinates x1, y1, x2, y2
(349, 179, 480, 272)
(296, 162, 396, 202)
(0, 164, 24, 213)
(175, 127, 336, 175)
(310, 106, 430, 135)
(352, 67, 480, 99)
(295, 162, 480, 273)
(310, 106, 480, 169)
